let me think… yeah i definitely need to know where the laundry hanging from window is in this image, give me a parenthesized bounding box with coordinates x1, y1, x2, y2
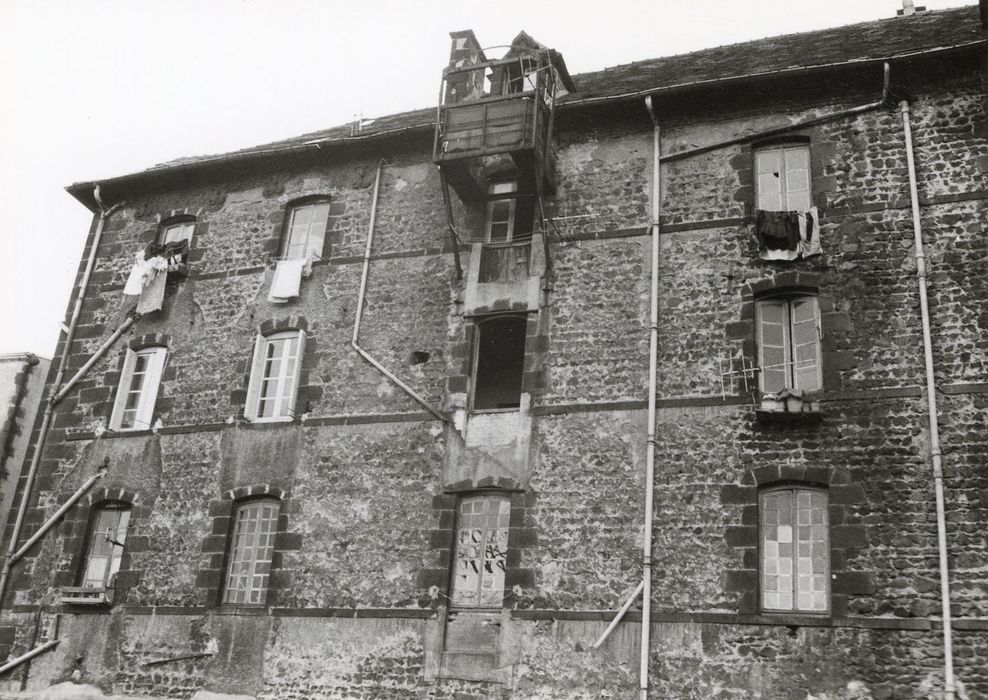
(755, 207, 820, 261)
(123, 251, 169, 313)
(267, 257, 311, 303)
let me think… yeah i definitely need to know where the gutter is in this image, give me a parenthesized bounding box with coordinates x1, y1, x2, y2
(0, 190, 125, 608)
(64, 41, 982, 212)
(900, 99, 957, 700)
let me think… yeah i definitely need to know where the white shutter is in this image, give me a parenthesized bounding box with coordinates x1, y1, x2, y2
(134, 348, 166, 429)
(783, 146, 811, 211)
(109, 349, 138, 430)
(285, 330, 306, 417)
(243, 335, 266, 421)
(791, 298, 821, 391)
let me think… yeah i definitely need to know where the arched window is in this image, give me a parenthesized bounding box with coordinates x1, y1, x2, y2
(223, 498, 281, 605)
(760, 486, 829, 613)
(79, 502, 131, 589)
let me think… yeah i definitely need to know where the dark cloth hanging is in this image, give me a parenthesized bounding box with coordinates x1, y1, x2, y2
(755, 210, 800, 251)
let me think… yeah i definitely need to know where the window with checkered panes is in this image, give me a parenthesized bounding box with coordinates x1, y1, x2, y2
(760, 487, 829, 613)
(451, 496, 511, 608)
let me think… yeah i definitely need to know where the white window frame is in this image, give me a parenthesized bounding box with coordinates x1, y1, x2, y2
(109, 346, 167, 431)
(80, 503, 131, 589)
(283, 201, 331, 261)
(756, 296, 821, 394)
(160, 219, 196, 246)
(755, 144, 811, 212)
(485, 182, 517, 243)
(760, 487, 830, 614)
(223, 498, 280, 605)
(244, 330, 305, 422)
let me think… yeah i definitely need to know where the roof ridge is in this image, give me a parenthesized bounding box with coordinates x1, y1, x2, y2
(576, 4, 976, 78)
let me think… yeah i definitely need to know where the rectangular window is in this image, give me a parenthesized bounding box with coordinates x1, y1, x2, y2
(80, 505, 130, 589)
(472, 315, 526, 410)
(160, 220, 195, 245)
(451, 496, 510, 608)
(223, 499, 280, 605)
(756, 297, 821, 393)
(244, 331, 304, 421)
(761, 488, 829, 613)
(109, 347, 167, 431)
(755, 145, 811, 212)
(486, 182, 517, 242)
(283, 202, 330, 260)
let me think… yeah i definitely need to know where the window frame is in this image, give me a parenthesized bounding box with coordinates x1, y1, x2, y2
(450, 494, 511, 609)
(471, 314, 527, 411)
(485, 182, 518, 243)
(754, 143, 812, 212)
(109, 346, 167, 431)
(755, 295, 822, 394)
(281, 200, 331, 261)
(78, 502, 131, 590)
(759, 486, 830, 614)
(244, 330, 305, 422)
(222, 497, 281, 606)
(158, 217, 196, 246)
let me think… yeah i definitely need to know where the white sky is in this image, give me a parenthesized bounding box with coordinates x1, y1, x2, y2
(0, 0, 972, 358)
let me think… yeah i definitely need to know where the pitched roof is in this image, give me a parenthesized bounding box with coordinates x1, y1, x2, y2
(68, 5, 982, 207)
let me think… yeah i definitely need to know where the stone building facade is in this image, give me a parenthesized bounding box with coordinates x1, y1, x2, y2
(0, 354, 50, 533)
(0, 5, 985, 699)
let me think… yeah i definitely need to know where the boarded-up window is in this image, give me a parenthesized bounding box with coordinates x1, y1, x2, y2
(756, 296, 821, 393)
(451, 496, 510, 608)
(80, 504, 130, 589)
(761, 488, 829, 613)
(755, 145, 811, 212)
(223, 499, 280, 605)
(473, 315, 526, 410)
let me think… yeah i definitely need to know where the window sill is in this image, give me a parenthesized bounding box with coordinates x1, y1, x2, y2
(243, 416, 296, 425)
(755, 409, 823, 426)
(60, 587, 113, 606)
(469, 407, 521, 415)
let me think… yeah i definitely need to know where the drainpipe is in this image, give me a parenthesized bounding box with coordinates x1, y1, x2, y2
(0, 639, 60, 677)
(900, 100, 956, 700)
(352, 160, 447, 423)
(0, 189, 123, 608)
(640, 95, 661, 700)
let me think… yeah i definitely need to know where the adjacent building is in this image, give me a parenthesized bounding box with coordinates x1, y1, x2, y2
(0, 4, 985, 698)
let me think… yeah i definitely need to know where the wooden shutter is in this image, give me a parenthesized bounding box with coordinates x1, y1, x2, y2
(757, 300, 790, 393)
(790, 297, 821, 391)
(243, 335, 266, 421)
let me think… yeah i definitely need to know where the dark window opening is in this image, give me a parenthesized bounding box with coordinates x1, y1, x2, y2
(485, 182, 535, 242)
(78, 502, 131, 589)
(473, 315, 526, 410)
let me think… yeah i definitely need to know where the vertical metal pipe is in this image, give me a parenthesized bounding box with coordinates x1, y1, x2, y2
(641, 95, 661, 700)
(900, 99, 956, 700)
(0, 192, 122, 608)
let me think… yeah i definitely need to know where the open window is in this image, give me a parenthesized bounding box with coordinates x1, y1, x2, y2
(756, 296, 821, 395)
(472, 315, 526, 411)
(158, 217, 196, 246)
(244, 330, 305, 422)
(62, 502, 131, 605)
(760, 487, 829, 613)
(485, 182, 535, 243)
(753, 143, 820, 260)
(109, 346, 166, 431)
(223, 498, 280, 605)
(282, 200, 330, 261)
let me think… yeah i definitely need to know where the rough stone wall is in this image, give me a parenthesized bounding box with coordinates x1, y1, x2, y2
(0, 49, 983, 700)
